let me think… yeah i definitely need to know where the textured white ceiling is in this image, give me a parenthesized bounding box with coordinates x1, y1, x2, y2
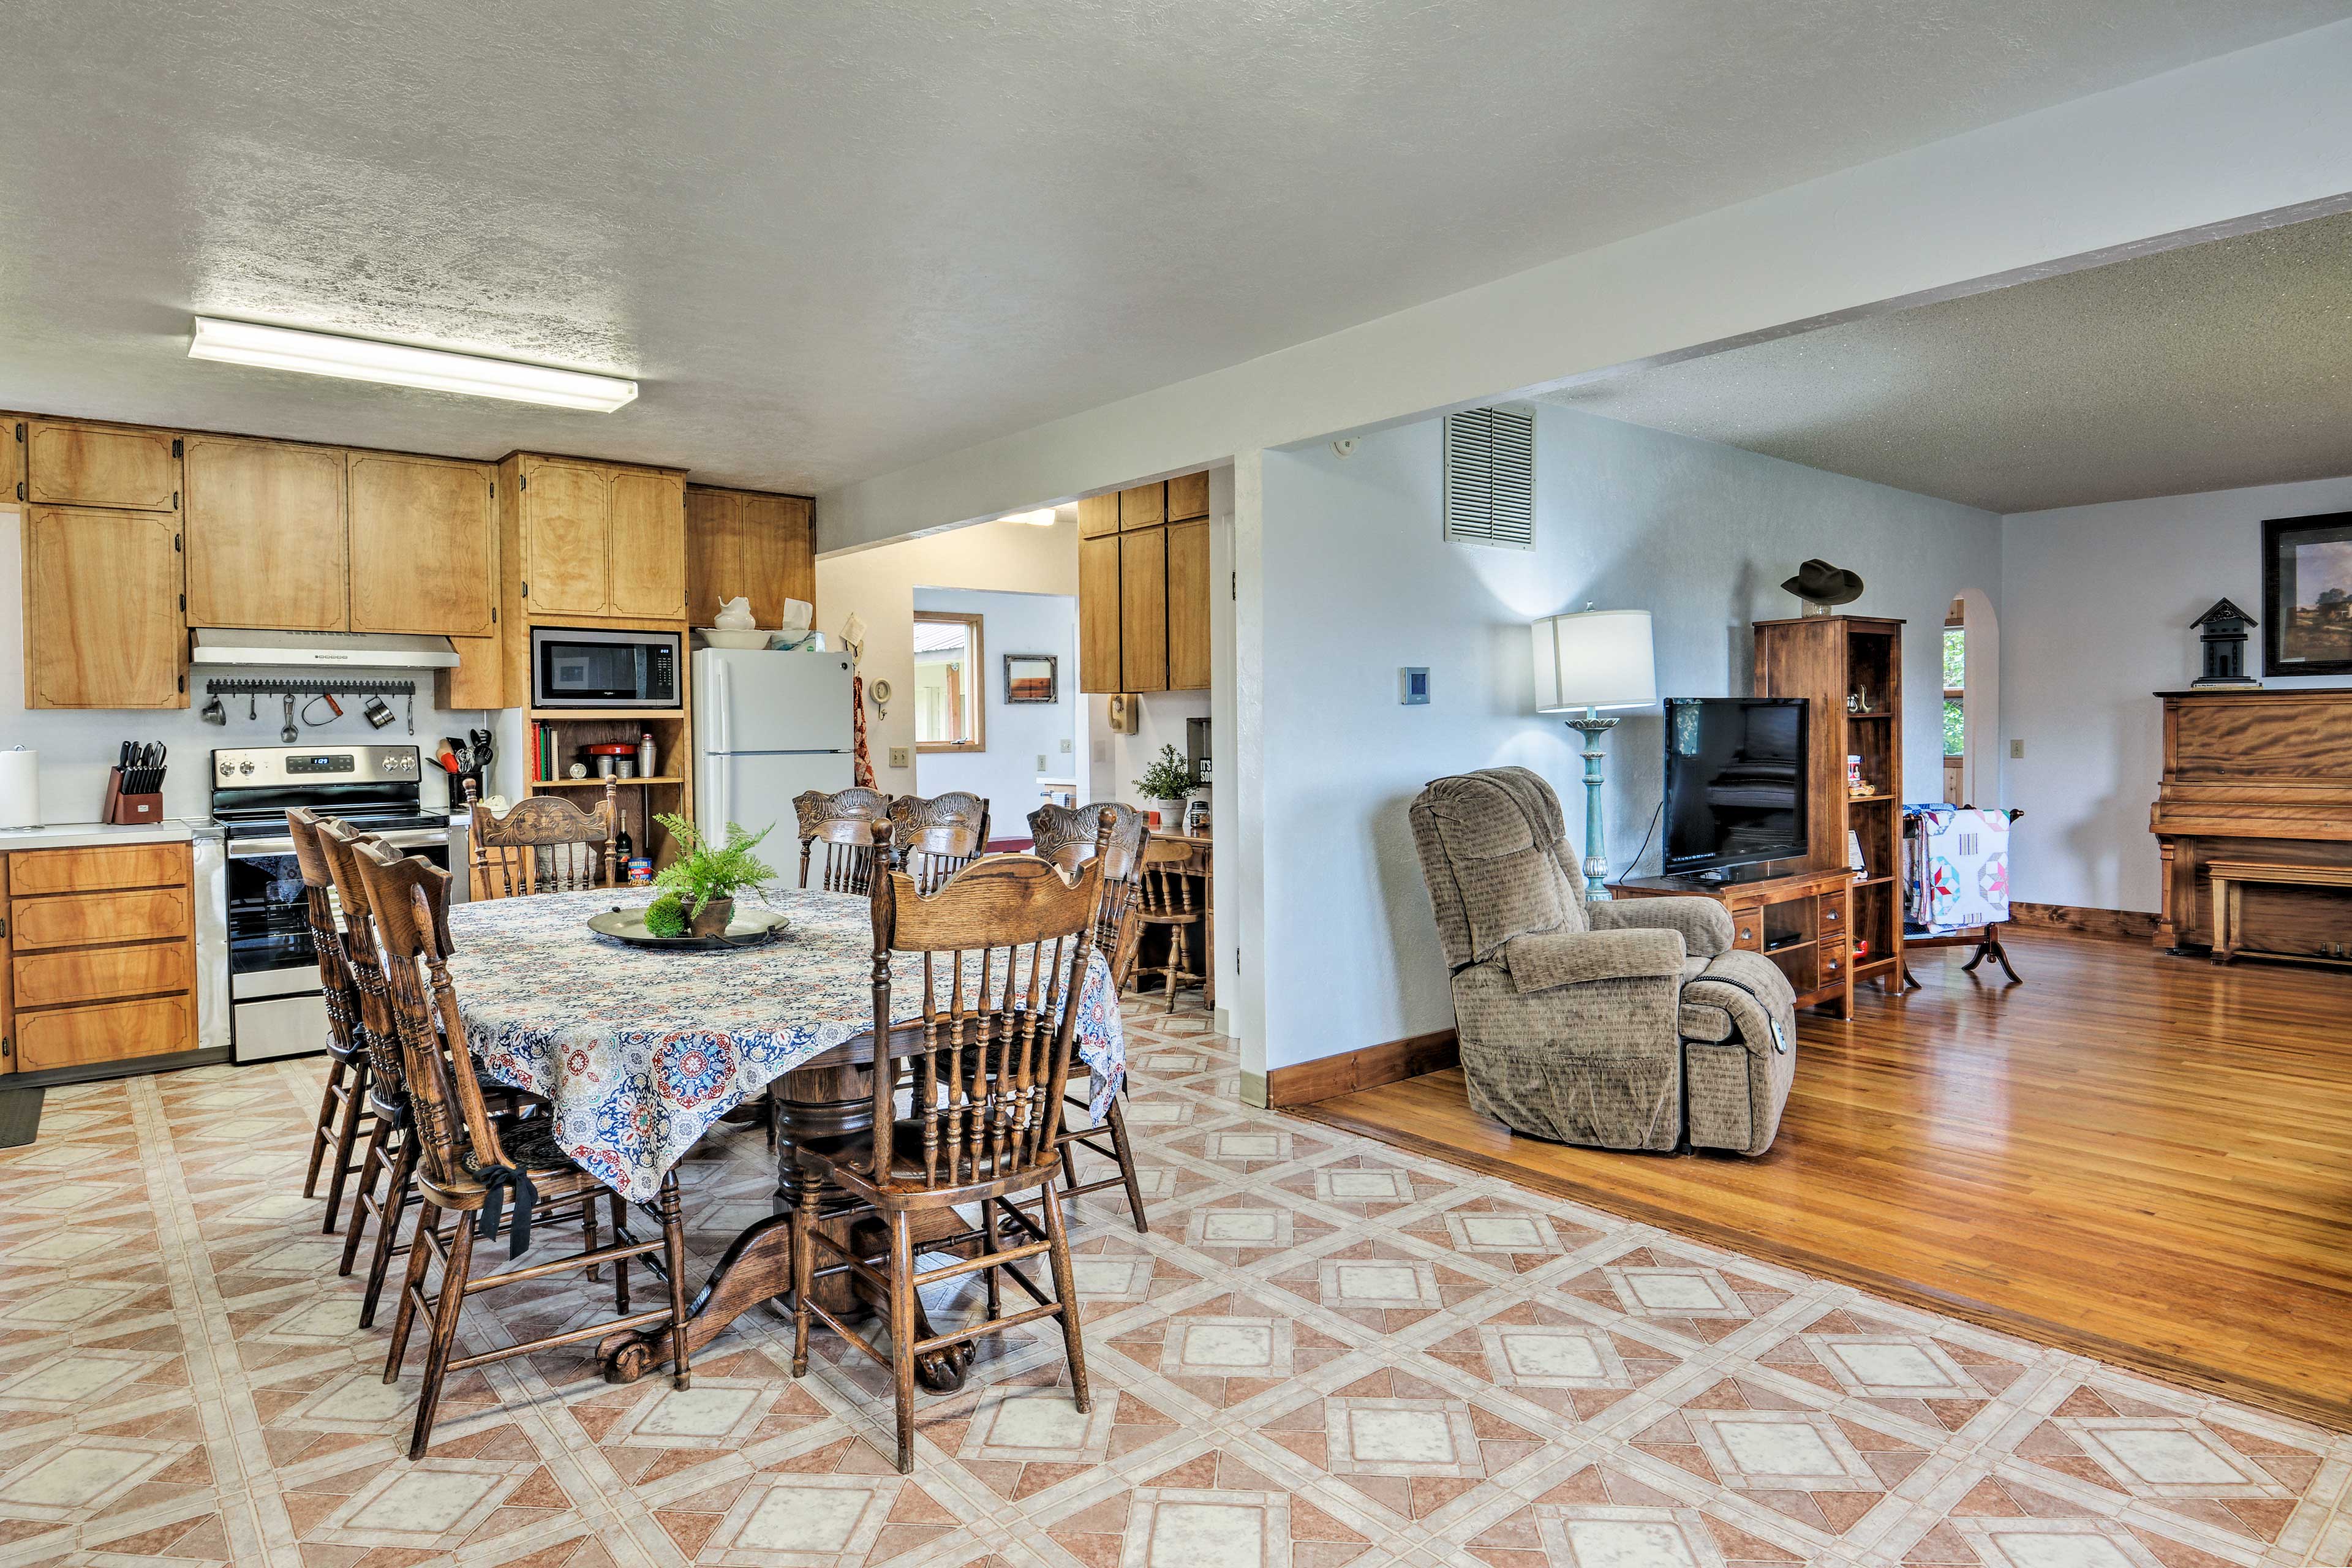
(5, 1, 2347, 496)
(1539, 210, 2352, 514)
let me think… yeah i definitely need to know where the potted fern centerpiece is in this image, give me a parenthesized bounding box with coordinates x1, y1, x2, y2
(1133, 744, 1197, 827)
(642, 814, 778, 938)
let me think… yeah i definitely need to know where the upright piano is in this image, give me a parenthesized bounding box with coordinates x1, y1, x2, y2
(2149, 688, 2352, 957)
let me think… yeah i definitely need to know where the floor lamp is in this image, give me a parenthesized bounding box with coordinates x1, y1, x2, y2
(1532, 605, 1656, 900)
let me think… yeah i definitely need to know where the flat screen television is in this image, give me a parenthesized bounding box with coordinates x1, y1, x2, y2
(1661, 697, 1809, 878)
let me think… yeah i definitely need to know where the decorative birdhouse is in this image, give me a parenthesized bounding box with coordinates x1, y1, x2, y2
(2188, 598, 2258, 687)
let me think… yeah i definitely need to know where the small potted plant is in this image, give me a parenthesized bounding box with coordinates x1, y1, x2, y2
(642, 813, 778, 938)
(1133, 744, 1196, 827)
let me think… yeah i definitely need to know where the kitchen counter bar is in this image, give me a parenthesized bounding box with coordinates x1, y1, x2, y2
(0, 818, 206, 852)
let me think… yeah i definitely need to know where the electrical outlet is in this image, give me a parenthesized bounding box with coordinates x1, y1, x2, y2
(1060, 737, 1072, 752)
(2010, 739, 2024, 759)
(1037, 753, 1047, 771)
(889, 746, 911, 769)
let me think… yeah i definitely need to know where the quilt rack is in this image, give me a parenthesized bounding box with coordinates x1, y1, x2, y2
(1900, 804, 2025, 986)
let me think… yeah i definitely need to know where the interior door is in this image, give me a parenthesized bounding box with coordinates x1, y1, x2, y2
(606, 469, 686, 617)
(25, 505, 187, 708)
(184, 435, 349, 630)
(522, 459, 612, 616)
(347, 453, 496, 636)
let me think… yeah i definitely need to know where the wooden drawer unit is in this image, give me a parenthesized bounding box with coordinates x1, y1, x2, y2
(11, 885, 192, 951)
(7, 841, 187, 897)
(1, 841, 198, 1073)
(14, 941, 192, 1009)
(16, 995, 195, 1074)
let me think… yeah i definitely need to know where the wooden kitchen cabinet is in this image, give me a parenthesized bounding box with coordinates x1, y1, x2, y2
(3, 842, 198, 1074)
(24, 418, 181, 512)
(607, 469, 688, 617)
(347, 451, 497, 637)
(685, 484, 814, 628)
(1079, 536, 1121, 694)
(1119, 528, 1168, 692)
(1166, 518, 1212, 691)
(183, 434, 349, 630)
(1076, 470, 1213, 694)
(23, 506, 187, 709)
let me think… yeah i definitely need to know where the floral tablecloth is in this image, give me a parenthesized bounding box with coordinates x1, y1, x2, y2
(443, 886, 1125, 1202)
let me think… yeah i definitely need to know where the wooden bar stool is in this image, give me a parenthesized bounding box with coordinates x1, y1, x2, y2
(1131, 837, 1208, 1012)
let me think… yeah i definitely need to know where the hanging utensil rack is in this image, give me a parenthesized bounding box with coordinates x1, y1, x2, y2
(202, 677, 417, 699)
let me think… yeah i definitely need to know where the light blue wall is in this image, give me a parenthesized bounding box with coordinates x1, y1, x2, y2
(912, 586, 1077, 837)
(1256, 405, 2001, 1069)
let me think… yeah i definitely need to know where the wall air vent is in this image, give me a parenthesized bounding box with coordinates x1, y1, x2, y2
(1442, 405, 1536, 549)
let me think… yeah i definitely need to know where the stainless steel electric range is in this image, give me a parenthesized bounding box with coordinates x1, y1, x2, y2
(209, 744, 457, 1063)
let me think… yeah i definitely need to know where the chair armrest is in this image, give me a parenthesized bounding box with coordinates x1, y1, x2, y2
(1502, 927, 1686, 992)
(1590, 896, 1734, 957)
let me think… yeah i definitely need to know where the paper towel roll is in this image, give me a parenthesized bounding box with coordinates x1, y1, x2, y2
(0, 747, 37, 830)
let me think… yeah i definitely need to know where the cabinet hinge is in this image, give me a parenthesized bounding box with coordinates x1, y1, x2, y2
(12, 421, 21, 442)
(175, 533, 182, 552)
(518, 473, 527, 491)
(1, 1035, 11, 1061)
(179, 593, 186, 611)
(173, 490, 181, 510)
(521, 581, 529, 598)
(1231, 571, 1237, 601)
(178, 674, 185, 693)
(12, 481, 21, 502)
(0, 914, 8, 938)
(491, 606, 497, 624)
(171, 437, 183, 458)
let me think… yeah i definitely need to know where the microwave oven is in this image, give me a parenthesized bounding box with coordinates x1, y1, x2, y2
(530, 626, 682, 709)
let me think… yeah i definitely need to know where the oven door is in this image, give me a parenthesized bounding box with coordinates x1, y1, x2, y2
(225, 834, 451, 1059)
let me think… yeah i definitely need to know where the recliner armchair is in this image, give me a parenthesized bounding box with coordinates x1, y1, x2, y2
(1408, 767, 1797, 1155)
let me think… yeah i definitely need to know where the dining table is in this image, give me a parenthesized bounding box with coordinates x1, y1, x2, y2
(442, 882, 1126, 1387)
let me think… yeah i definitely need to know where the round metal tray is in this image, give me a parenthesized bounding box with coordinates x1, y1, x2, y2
(587, 906, 791, 952)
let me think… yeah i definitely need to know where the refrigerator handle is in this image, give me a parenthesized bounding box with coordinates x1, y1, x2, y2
(706, 655, 730, 752)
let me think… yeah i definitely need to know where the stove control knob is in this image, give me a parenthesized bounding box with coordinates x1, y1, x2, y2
(217, 762, 232, 778)
(238, 761, 255, 775)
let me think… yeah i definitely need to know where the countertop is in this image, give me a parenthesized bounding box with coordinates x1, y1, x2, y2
(0, 818, 214, 852)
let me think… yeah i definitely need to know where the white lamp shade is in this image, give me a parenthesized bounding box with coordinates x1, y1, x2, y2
(1532, 608, 1656, 712)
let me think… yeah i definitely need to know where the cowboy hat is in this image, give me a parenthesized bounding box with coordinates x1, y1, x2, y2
(1781, 559, 1864, 606)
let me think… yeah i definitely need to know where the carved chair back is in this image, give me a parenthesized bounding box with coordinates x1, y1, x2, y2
(314, 817, 410, 1115)
(352, 841, 501, 1196)
(862, 814, 1111, 1196)
(888, 791, 991, 893)
(794, 787, 892, 893)
(1028, 801, 1150, 986)
(467, 778, 619, 899)
(285, 807, 360, 1063)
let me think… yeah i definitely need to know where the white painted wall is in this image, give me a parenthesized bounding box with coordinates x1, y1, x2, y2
(813, 511, 1079, 799)
(1999, 473, 2352, 913)
(1254, 408, 1999, 1071)
(913, 586, 1076, 837)
(0, 506, 485, 824)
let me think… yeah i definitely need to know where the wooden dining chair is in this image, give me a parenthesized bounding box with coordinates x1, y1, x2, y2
(467, 778, 620, 898)
(887, 791, 991, 893)
(1131, 837, 1209, 1012)
(313, 816, 425, 1327)
(356, 840, 693, 1461)
(288, 809, 375, 1233)
(788, 814, 1114, 1472)
(794, 786, 892, 892)
(1027, 801, 1152, 1232)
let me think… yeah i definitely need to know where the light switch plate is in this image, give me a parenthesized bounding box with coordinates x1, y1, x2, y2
(2010, 739, 2024, 759)
(889, 746, 911, 769)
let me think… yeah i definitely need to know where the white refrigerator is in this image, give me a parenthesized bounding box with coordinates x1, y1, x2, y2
(693, 648, 858, 842)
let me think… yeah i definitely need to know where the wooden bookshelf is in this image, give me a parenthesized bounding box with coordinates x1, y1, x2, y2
(1754, 614, 1906, 992)
(524, 709, 694, 870)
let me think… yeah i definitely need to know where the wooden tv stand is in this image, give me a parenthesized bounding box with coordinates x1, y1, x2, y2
(1609, 864, 1858, 1019)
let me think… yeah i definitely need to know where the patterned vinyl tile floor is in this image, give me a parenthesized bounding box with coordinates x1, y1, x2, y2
(0, 1003, 2346, 1568)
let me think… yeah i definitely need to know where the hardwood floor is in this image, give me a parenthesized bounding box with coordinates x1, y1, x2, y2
(1292, 930, 2352, 1430)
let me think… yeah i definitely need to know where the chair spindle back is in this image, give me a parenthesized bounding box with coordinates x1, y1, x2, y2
(467, 778, 620, 898)
(888, 792, 991, 893)
(1028, 801, 1150, 986)
(285, 807, 360, 1060)
(795, 787, 892, 892)
(314, 817, 410, 1107)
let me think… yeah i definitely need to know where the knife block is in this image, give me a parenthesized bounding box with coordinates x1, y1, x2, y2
(102, 767, 164, 826)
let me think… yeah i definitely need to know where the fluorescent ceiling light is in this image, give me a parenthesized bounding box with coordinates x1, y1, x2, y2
(998, 508, 1058, 526)
(188, 317, 638, 412)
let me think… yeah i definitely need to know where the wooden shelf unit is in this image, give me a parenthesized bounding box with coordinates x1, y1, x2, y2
(525, 711, 693, 870)
(1755, 614, 1906, 992)
(1612, 863, 1855, 1017)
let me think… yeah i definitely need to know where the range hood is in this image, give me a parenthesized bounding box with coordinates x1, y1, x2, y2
(190, 629, 461, 669)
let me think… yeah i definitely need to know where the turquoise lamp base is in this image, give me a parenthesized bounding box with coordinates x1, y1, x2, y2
(1562, 708, 1619, 900)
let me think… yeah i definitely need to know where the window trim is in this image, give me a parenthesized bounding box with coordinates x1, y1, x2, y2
(913, 610, 986, 753)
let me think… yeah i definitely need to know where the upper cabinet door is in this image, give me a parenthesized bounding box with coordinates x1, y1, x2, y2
(26, 420, 181, 511)
(183, 435, 349, 630)
(1118, 528, 1168, 693)
(1165, 518, 1212, 691)
(686, 487, 813, 627)
(1079, 535, 1121, 695)
(25, 507, 187, 708)
(521, 458, 612, 616)
(1076, 494, 1119, 539)
(347, 453, 496, 636)
(1166, 471, 1210, 522)
(606, 469, 687, 618)
(1117, 482, 1165, 531)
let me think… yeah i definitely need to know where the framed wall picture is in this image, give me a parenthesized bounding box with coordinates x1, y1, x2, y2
(2262, 512, 2352, 677)
(1003, 652, 1058, 704)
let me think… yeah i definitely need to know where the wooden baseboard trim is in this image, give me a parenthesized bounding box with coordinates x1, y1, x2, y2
(2010, 902, 2163, 942)
(1287, 1098, 2350, 1433)
(1265, 1028, 1460, 1107)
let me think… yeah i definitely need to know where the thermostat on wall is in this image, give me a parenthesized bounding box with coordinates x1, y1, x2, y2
(1400, 668, 1430, 705)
